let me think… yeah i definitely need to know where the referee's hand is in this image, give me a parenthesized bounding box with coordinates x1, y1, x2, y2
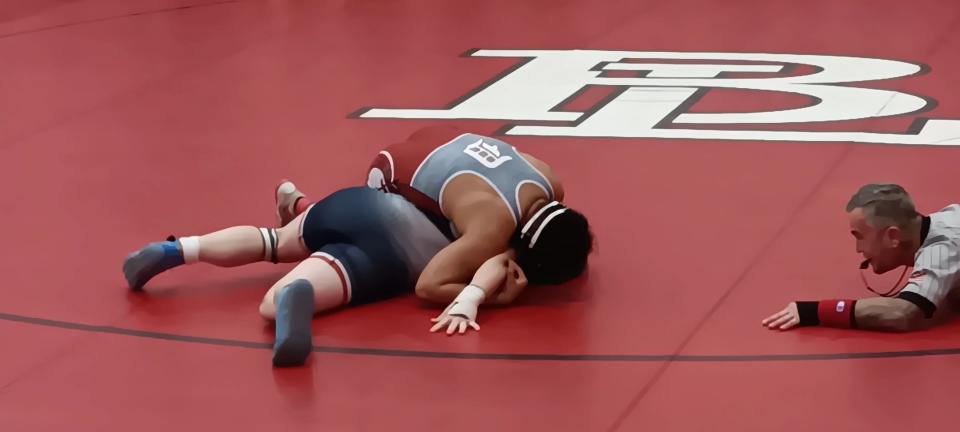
(762, 302, 800, 330)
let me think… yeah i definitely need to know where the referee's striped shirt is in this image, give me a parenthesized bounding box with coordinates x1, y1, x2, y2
(898, 204, 960, 317)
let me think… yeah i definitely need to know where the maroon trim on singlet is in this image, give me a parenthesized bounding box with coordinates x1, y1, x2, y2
(306, 253, 350, 306)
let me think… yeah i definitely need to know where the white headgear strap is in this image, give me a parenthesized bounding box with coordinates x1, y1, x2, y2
(520, 201, 568, 248)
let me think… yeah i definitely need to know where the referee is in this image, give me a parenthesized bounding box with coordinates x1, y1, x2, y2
(763, 184, 959, 331)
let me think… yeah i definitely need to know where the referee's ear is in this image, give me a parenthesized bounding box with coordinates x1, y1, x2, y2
(885, 225, 904, 248)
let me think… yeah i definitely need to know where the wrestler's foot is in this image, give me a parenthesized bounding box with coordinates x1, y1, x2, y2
(272, 279, 315, 367)
(275, 180, 306, 227)
(122, 241, 185, 291)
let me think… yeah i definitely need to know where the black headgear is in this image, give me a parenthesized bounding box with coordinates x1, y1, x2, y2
(511, 201, 591, 285)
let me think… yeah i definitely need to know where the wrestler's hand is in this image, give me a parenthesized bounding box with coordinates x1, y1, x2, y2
(430, 285, 484, 335)
(490, 260, 528, 305)
(762, 302, 801, 330)
(430, 312, 480, 335)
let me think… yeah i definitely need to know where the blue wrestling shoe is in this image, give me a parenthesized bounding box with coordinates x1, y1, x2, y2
(122, 240, 185, 291)
(272, 279, 316, 367)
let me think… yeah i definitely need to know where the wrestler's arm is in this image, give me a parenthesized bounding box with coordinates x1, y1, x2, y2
(414, 216, 513, 304)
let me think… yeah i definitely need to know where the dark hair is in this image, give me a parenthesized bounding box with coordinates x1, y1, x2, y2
(846, 183, 919, 229)
(511, 202, 594, 285)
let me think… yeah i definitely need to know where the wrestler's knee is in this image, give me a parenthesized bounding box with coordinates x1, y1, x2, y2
(275, 223, 308, 262)
(259, 288, 278, 319)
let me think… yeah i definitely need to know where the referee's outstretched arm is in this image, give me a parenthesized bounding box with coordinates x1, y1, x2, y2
(764, 184, 960, 333)
(762, 297, 928, 332)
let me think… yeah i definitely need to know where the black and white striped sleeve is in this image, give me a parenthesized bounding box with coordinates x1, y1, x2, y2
(897, 241, 960, 318)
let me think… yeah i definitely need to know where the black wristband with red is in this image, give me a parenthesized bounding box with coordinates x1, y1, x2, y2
(796, 299, 858, 328)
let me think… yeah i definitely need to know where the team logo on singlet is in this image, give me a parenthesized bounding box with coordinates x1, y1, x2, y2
(355, 50, 960, 146)
(463, 138, 513, 168)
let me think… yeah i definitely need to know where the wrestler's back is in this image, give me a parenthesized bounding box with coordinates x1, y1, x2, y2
(367, 125, 564, 236)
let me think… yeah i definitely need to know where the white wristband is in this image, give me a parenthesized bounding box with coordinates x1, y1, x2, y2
(447, 285, 486, 322)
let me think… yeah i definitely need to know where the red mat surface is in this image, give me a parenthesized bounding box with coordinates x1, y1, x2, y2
(1, 0, 958, 430)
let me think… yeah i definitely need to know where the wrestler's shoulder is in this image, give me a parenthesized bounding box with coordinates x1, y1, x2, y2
(517, 151, 564, 201)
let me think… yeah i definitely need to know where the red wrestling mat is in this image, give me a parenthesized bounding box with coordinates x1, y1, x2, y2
(1, 0, 958, 430)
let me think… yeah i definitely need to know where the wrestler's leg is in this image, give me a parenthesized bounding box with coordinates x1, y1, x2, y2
(275, 180, 307, 227)
(261, 248, 355, 368)
(274, 150, 395, 226)
(122, 212, 311, 291)
(258, 252, 349, 320)
(265, 186, 443, 366)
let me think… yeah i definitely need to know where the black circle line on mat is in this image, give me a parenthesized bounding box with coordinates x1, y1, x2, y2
(2, 311, 959, 362)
